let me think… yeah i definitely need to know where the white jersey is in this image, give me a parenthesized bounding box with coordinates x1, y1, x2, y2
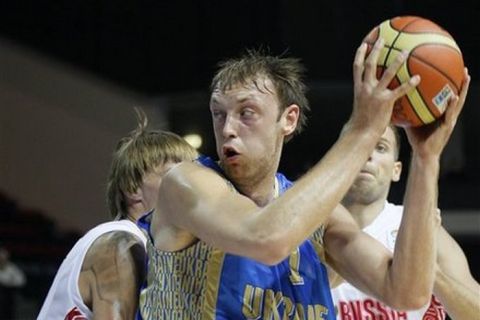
(332, 202, 446, 320)
(37, 220, 147, 320)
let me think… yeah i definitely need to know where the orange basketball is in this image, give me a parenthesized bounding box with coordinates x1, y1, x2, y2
(363, 16, 465, 127)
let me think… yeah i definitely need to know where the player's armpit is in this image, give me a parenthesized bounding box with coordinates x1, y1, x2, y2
(79, 231, 146, 319)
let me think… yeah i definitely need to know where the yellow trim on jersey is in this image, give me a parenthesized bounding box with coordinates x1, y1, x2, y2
(202, 249, 226, 320)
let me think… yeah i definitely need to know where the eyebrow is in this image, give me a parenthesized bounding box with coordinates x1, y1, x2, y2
(236, 96, 256, 103)
(210, 94, 257, 105)
(378, 138, 392, 146)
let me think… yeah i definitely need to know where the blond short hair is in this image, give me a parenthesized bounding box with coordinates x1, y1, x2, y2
(106, 110, 198, 219)
(211, 49, 310, 142)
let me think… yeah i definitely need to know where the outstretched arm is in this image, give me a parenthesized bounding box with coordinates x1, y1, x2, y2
(154, 39, 419, 265)
(324, 168, 441, 310)
(325, 69, 471, 310)
(79, 231, 146, 320)
(434, 226, 480, 319)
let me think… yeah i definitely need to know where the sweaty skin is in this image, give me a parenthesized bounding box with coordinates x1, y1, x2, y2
(79, 231, 145, 319)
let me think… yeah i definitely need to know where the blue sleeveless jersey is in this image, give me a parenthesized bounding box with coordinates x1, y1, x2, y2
(196, 155, 335, 319)
(138, 155, 335, 319)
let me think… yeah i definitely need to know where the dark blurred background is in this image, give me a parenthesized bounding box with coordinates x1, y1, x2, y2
(0, 1, 478, 318)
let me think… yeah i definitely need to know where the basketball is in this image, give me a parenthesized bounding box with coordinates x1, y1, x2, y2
(363, 16, 465, 127)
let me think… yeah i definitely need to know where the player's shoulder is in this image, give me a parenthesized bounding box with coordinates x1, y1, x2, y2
(164, 159, 232, 194)
(95, 229, 142, 250)
(86, 220, 143, 249)
(83, 220, 141, 239)
(165, 159, 220, 181)
(84, 226, 145, 266)
(94, 221, 143, 245)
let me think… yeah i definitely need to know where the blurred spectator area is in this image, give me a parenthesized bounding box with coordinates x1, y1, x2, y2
(0, 190, 81, 315)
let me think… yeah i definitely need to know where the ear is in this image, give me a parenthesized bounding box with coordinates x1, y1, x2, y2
(391, 161, 402, 182)
(125, 188, 143, 206)
(280, 104, 300, 136)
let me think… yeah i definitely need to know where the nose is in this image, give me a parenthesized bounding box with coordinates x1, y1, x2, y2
(222, 115, 238, 139)
(364, 154, 373, 166)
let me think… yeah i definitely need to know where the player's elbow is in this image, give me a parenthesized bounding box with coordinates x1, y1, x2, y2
(384, 289, 430, 310)
(245, 228, 295, 265)
(407, 290, 431, 310)
(259, 244, 292, 265)
(250, 242, 292, 266)
(391, 296, 430, 311)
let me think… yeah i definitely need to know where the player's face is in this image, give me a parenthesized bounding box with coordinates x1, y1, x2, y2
(210, 77, 297, 185)
(140, 162, 177, 211)
(346, 126, 402, 204)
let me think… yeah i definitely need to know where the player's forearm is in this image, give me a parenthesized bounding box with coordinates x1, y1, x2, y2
(434, 268, 480, 320)
(253, 126, 384, 262)
(387, 154, 440, 308)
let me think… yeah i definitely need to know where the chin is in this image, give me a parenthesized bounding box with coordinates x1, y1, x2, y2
(222, 163, 242, 179)
(225, 164, 256, 186)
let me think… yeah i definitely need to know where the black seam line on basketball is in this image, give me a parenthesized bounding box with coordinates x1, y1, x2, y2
(385, 41, 426, 123)
(401, 18, 433, 123)
(377, 45, 425, 123)
(409, 44, 461, 92)
(393, 74, 424, 124)
(386, 17, 421, 69)
(383, 20, 399, 72)
(405, 88, 429, 124)
(405, 60, 436, 122)
(379, 46, 402, 66)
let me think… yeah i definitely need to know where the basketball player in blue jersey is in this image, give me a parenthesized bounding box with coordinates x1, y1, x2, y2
(138, 39, 470, 319)
(331, 124, 479, 320)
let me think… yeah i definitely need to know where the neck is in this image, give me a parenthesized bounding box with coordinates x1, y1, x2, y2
(342, 196, 387, 229)
(124, 205, 149, 222)
(235, 173, 278, 207)
(226, 142, 283, 207)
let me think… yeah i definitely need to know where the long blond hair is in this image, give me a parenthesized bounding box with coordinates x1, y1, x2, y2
(106, 108, 198, 219)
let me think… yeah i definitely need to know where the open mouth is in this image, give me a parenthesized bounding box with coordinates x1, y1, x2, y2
(223, 146, 239, 159)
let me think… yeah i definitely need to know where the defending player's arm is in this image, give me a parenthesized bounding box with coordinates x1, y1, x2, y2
(433, 227, 480, 319)
(78, 231, 146, 320)
(153, 39, 419, 265)
(324, 169, 440, 310)
(324, 68, 470, 310)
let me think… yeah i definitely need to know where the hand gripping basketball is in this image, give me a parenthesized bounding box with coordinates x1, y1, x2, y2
(363, 16, 465, 127)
